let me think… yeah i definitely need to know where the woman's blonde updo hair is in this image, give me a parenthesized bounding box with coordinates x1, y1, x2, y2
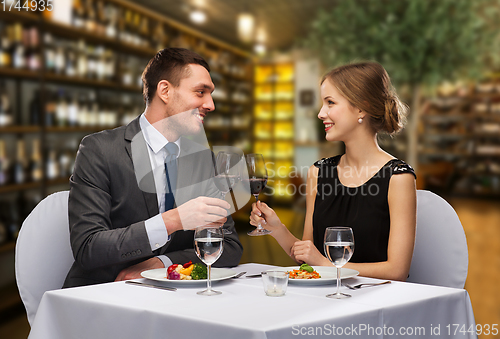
(321, 61, 408, 135)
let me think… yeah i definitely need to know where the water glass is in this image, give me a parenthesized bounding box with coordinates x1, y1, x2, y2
(262, 271, 289, 297)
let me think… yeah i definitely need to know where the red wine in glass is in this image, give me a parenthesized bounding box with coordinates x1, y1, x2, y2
(245, 154, 271, 236)
(245, 178, 267, 197)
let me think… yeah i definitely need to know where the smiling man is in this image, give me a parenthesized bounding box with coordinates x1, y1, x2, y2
(63, 48, 243, 288)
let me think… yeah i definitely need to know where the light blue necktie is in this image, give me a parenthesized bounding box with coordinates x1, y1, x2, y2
(164, 143, 179, 211)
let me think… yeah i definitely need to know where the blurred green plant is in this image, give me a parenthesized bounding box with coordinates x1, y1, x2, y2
(303, 0, 500, 167)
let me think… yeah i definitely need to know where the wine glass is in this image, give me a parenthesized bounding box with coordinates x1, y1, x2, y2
(213, 151, 241, 234)
(324, 227, 355, 299)
(244, 153, 270, 236)
(194, 225, 224, 296)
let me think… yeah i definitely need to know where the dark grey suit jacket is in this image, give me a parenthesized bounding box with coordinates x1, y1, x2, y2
(63, 116, 243, 288)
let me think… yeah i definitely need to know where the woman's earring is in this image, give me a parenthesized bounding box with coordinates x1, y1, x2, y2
(358, 118, 363, 124)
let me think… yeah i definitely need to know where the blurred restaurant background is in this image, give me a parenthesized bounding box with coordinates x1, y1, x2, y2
(0, 0, 499, 337)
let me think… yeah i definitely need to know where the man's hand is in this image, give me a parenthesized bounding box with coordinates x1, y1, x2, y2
(114, 257, 164, 281)
(163, 197, 230, 232)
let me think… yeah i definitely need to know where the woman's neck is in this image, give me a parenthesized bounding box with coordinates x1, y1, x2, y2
(342, 133, 385, 168)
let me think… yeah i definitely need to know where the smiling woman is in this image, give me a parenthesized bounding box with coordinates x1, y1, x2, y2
(250, 61, 417, 282)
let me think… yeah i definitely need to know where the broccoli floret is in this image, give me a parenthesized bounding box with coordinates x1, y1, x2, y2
(191, 263, 207, 280)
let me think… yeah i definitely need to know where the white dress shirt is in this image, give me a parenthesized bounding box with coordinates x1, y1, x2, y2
(139, 113, 180, 269)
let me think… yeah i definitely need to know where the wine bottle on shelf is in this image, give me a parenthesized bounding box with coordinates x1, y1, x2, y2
(11, 23, 25, 69)
(95, 0, 106, 35)
(54, 45, 66, 75)
(104, 3, 117, 38)
(45, 91, 56, 127)
(85, 0, 97, 33)
(44, 33, 55, 74)
(139, 16, 150, 48)
(122, 9, 133, 44)
(153, 22, 167, 51)
(76, 40, 87, 78)
(0, 139, 9, 185)
(0, 80, 12, 127)
(12, 139, 27, 184)
(95, 46, 106, 81)
(56, 90, 68, 127)
(72, 0, 85, 29)
(87, 45, 97, 79)
(77, 92, 89, 126)
(68, 94, 79, 127)
(104, 49, 115, 81)
(0, 25, 12, 68)
(27, 26, 41, 71)
(132, 12, 141, 46)
(59, 149, 71, 178)
(88, 91, 99, 126)
(66, 43, 77, 77)
(29, 139, 43, 182)
(46, 149, 59, 180)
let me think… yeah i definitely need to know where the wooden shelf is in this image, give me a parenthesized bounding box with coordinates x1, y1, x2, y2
(0, 9, 40, 22)
(45, 125, 120, 133)
(41, 20, 157, 58)
(46, 177, 70, 186)
(0, 182, 42, 194)
(0, 125, 41, 133)
(0, 67, 41, 80)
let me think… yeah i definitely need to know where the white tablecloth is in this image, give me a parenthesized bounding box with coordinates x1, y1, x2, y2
(29, 263, 476, 339)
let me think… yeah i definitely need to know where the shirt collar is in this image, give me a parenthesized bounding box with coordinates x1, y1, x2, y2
(139, 113, 181, 156)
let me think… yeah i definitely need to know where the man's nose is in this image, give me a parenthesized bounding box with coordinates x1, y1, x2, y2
(204, 96, 215, 112)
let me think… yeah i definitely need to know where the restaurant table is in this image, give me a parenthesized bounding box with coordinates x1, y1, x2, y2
(28, 263, 476, 339)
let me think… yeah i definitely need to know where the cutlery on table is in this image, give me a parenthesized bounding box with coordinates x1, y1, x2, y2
(125, 280, 177, 291)
(245, 272, 266, 278)
(232, 271, 247, 278)
(344, 281, 391, 290)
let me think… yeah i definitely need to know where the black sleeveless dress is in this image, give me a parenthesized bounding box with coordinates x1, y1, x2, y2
(312, 155, 416, 263)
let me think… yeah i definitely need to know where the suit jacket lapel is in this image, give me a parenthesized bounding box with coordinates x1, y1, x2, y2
(125, 116, 159, 217)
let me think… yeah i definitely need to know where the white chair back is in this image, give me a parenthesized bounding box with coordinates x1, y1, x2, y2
(15, 191, 73, 326)
(408, 190, 468, 289)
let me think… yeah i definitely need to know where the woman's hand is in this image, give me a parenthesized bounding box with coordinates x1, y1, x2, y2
(249, 201, 283, 232)
(291, 240, 331, 266)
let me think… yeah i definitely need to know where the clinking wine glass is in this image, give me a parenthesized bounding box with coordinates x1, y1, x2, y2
(244, 153, 270, 236)
(213, 151, 241, 235)
(324, 227, 355, 299)
(194, 225, 224, 296)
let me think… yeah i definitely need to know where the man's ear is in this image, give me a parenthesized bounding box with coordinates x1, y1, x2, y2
(157, 80, 170, 105)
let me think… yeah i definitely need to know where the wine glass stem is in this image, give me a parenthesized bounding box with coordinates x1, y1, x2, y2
(255, 195, 265, 230)
(207, 264, 212, 292)
(336, 267, 341, 295)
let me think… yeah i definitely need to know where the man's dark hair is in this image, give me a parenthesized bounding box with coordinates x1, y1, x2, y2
(141, 48, 210, 105)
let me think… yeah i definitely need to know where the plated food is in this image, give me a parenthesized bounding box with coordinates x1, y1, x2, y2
(141, 267, 237, 284)
(166, 261, 207, 280)
(288, 264, 321, 279)
(271, 266, 359, 285)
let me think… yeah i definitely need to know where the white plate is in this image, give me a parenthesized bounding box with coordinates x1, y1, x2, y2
(271, 266, 359, 285)
(141, 268, 238, 284)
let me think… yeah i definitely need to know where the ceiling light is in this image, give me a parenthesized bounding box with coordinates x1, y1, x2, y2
(237, 12, 255, 43)
(254, 43, 266, 55)
(190, 10, 206, 24)
(256, 27, 267, 43)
